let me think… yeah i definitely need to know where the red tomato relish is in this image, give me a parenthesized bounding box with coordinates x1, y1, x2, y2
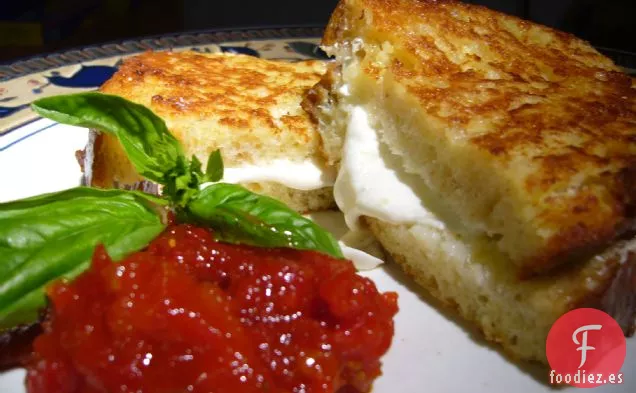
(27, 224, 398, 393)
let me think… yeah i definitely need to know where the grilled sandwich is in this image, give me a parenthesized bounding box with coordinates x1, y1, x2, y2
(307, 0, 636, 362)
(86, 51, 336, 213)
(312, 0, 636, 275)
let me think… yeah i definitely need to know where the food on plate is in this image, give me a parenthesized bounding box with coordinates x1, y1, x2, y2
(26, 224, 397, 393)
(307, 0, 636, 362)
(88, 51, 336, 213)
(0, 92, 398, 392)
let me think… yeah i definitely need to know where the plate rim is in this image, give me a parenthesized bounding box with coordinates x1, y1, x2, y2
(0, 25, 324, 82)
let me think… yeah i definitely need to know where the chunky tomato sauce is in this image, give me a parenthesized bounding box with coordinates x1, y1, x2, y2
(27, 224, 397, 393)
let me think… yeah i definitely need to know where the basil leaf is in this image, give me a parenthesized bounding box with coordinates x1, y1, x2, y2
(0, 187, 166, 328)
(190, 154, 203, 178)
(31, 93, 193, 202)
(205, 150, 223, 182)
(183, 183, 343, 259)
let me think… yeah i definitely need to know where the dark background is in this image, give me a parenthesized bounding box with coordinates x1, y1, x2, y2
(1, 0, 635, 64)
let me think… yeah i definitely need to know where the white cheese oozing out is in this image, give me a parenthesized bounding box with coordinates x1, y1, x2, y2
(199, 158, 336, 191)
(334, 106, 445, 230)
(222, 158, 336, 190)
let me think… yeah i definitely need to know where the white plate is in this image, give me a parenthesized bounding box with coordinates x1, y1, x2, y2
(0, 119, 634, 393)
(1, 29, 634, 392)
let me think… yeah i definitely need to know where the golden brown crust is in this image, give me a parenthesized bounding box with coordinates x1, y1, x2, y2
(324, 0, 636, 275)
(99, 51, 327, 167)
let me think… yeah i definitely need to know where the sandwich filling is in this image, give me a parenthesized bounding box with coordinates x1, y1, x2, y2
(324, 41, 453, 235)
(207, 158, 335, 191)
(331, 95, 477, 267)
(335, 105, 444, 230)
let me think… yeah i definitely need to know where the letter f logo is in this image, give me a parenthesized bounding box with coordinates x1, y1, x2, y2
(547, 309, 626, 388)
(572, 324, 602, 368)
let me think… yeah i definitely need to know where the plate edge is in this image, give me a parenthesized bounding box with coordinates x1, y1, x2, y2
(0, 25, 325, 82)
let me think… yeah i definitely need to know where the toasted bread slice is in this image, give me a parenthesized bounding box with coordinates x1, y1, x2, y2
(365, 216, 636, 362)
(320, 0, 636, 275)
(88, 51, 335, 213)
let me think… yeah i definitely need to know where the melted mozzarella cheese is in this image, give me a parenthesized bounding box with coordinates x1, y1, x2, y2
(201, 158, 336, 190)
(334, 106, 445, 230)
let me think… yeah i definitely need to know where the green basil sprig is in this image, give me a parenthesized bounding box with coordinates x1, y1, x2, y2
(183, 183, 343, 258)
(0, 188, 166, 328)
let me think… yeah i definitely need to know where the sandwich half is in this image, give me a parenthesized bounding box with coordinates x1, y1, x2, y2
(86, 51, 336, 213)
(310, 0, 636, 275)
(307, 0, 636, 362)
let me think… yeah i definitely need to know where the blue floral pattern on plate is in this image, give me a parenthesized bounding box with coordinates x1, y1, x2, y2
(46, 65, 118, 88)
